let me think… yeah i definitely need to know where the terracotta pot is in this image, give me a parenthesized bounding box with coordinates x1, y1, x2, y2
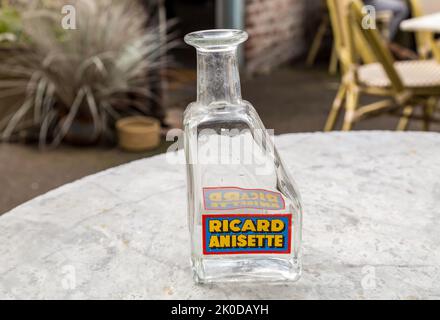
(116, 116, 161, 152)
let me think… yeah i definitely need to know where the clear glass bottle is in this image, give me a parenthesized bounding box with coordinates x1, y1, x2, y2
(184, 30, 302, 284)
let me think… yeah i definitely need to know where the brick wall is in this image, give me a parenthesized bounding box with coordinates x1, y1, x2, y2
(245, 0, 322, 74)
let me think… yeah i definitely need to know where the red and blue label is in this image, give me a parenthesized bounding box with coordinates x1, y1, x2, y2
(202, 214, 292, 255)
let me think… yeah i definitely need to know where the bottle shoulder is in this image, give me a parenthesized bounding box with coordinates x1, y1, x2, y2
(183, 100, 259, 127)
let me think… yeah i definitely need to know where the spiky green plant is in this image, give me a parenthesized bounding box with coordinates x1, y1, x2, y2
(0, 0, 171, 147)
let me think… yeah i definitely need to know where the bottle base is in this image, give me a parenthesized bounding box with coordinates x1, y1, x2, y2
(191, 256, 302, 284)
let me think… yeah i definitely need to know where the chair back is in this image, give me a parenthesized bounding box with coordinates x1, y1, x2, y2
(327, 0, 377, 70)
(326, 0, 355, 73)
(327, 0, 405, 93)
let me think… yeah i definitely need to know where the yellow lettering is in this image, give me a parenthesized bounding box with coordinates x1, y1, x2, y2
(241, 193, 250, 201)
(237, 235, 247, 247)
(247, 235, 256, 247)
(232, 235, 237, 247)
(266, 194, 279, 203)
(209, 220, 222, 232)
(209, 192, 222, 201)
(219, 235, 230, 248)
(222, 219, 229, 232)
(224, 192, 239, 201)
(255, 234, 266, 247)
(209, 235, 220, 248)
(274, 235, 284, 248)
(257, 219, 270, 232)
(241, 219, 256, 232)
(271, 219, 285, 232)
(230, 219, 241, 232)
(266, 234, 275, 246)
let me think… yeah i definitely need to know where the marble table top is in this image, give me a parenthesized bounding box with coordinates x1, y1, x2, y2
(401, 13, 440, 33)
(1, 132, 439, 300)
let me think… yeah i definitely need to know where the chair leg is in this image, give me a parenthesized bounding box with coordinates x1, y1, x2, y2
(397, 105, 414, 131)
(422, 98, 437, 131)
(324, 84, 346, 131)
(431, 39, 440, 63)
(342, 87, 360, 131)
(329, 45, 338, 75)
(306, 16, 329, 66)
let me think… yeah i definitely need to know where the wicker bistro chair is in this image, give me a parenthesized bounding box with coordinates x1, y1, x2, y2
(306, 0, 392, 75)
(324, 0, 440, 131)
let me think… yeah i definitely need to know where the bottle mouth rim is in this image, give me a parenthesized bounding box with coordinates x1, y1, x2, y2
(184, 29, 248, 51)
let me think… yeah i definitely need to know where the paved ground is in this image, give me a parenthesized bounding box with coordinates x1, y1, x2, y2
(1, 63, 438, 215)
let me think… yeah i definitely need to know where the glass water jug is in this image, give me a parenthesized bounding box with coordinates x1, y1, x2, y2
(183, 30, 303, 284)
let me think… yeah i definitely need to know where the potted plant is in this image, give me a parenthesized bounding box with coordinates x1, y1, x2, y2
(0, 0, 172, 148)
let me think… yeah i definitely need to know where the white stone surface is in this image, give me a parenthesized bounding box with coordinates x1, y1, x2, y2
(1, 132, 440, 299)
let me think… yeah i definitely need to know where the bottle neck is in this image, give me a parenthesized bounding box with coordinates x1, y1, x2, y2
(196, 48, 242, 105)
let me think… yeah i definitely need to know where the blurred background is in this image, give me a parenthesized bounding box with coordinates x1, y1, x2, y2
(1, 0, 439, 214)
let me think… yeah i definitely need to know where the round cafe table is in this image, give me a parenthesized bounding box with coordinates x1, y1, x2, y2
(0, 132, 439, 300)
